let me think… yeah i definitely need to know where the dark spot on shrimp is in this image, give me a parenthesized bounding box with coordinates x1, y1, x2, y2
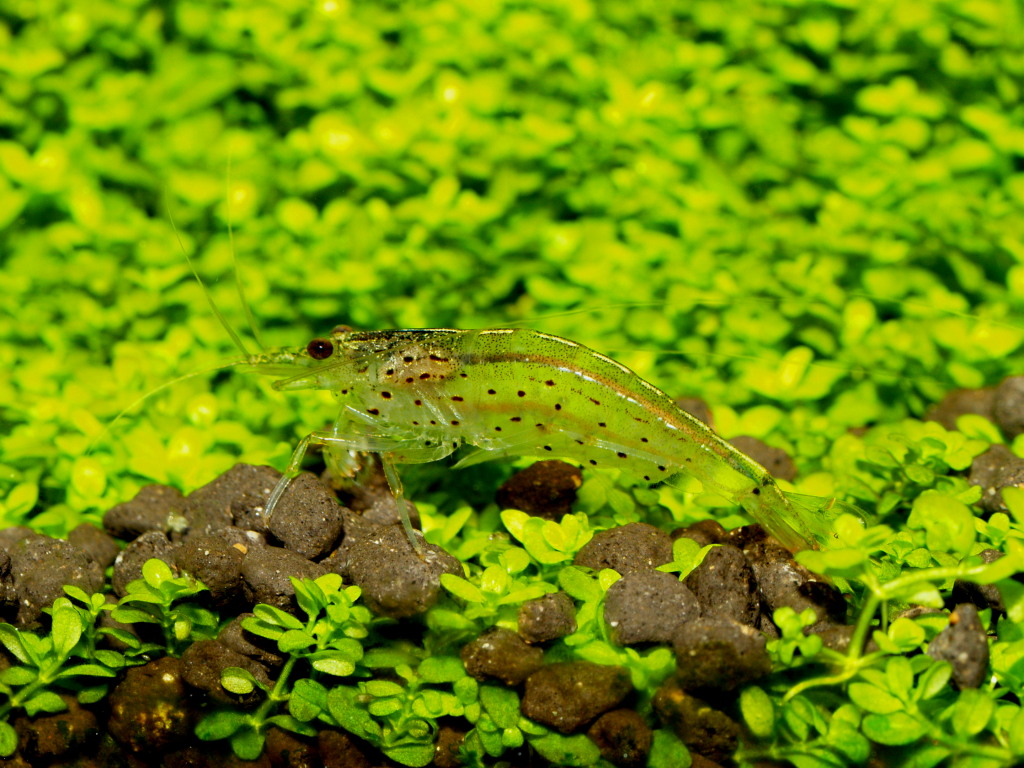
(517, 390, 526, 397)
(575, 439, 584, 445)
(452, 441, 458, 447)
(412, 420, 419, 425)
(459, 372, 468, 378)
(535, 424, 544, 429)
(307, 338, 334, 359)
(658, 465, 666, 472)
(617, 452, 627, 458)
(451, 420, 460, 425)
(641, 437, 649, 443)
(643, 475, 651, 481)
(511, 417, 522, 422)
(545, 380, 555, 386)
(598, 422, 607, 428)
(386, 368, 395, 375)
(381, 391, 392, 399)
(367, 408, 380, 416)
(341, 389, 348, 395)
(495, 426, 502, 432)
(404, 355, 414, 362)
(452, 396, 464, 402)
(487, 389, 496, 395)
(555, 403, 562, 410)
(420, 373, 431, 379)
(590, 398, 601, 405)
(752, 487, 761, 496)
(425, 440, 432, 445)
(414, 399, 423, 406)
(429, 354, 449, 361)
(685, 457, 692, 463)
(544, 445, 552, 451)
(430, 420, 437, 425)
(406, 377, 414, 383)
(589, 459, 597, 465)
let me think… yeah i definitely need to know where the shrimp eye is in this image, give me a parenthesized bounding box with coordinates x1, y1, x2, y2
(307, 338, 334, 360)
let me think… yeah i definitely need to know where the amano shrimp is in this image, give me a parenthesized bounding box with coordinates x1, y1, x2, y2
(246, 325, 857, 553)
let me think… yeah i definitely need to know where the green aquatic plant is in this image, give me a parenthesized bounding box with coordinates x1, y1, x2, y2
(196, 573, 371, 760)
(0, 592, 125, 756)
(110, 559, 219, 657)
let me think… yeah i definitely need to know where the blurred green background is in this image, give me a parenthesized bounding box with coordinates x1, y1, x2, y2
(2, 0, 1024, 534)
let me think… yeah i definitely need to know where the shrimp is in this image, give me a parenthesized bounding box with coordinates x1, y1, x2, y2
(246, 325, 859, 553)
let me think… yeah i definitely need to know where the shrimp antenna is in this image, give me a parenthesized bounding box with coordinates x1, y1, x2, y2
(165, 195, 252, 358)
(225, 151, 265, 352)
(86, 360, 245, 455)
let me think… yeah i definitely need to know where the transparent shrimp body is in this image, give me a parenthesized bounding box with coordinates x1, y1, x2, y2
(248, 326, 851, 552)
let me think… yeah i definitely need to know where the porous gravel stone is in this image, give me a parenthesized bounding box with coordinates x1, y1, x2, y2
(180, 639, 271, 706)
(518, 591, 577, 644)
(969, 444, 1024, 515)
(685, 544, 759, 627)
(108, 657, 191, 754)
(8, 535, 103, 627)
(586, 709, 652, 768)
(68, 522, 120, 569)
(240, 546, 328, 611)
(671, 619, 772, 691)
(344, 525, 460, 618)
(266, 472, 345, 560)
(496, 460, 583, 521)
(924, 387, 996, 431)
(103, 484, 187, 540)
(603, 569, 700, 646)
(521, 662, 632, 734)
(174, 534, 245, 607)
(993, 375, 1024, 439)
(928, 604, 990, 689)
(654, 679, 741, 764)
(574, 522, 673, 573)
(461, 626, 544, 685)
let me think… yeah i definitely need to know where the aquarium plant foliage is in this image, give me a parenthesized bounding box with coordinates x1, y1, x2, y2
(1, 0, 1024, 766)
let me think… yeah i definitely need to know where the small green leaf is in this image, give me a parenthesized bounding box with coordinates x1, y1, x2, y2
(0, 721, 17, 757)
(0, 625, 30, 664)
(0, 666, 35, 686)
(530, 732, 602, 766)
(221, 667, 256, 695)
(230, 727, 265, 760)
(419, 655, 466, 683)
(739, 686, 774, 738)
(310, 656, 355, 676)
(647, 729, 692, 768)
(480, 685, 520, 729)
(382, 743, 435, 767)
(439, 573, 486, 603)
(907, 490, 975, 556)
(51, 605, 83, 658)
(558, 566, 600, 602)
(861, 712, 928, 745)
(849, 682, 903, 714)
(265, 714, 318, 736)
(1009, 706, 1024, 756)
(24, 690, 67, 716)
(252, 604, 304, 630)
(141, 558, 174, 586)
(290, 678, 327, 721)
(278, 629, 316, 654)
(916, 661, 952, 700)
(953, 689, 994, 737)
(198, 712, 245, 741)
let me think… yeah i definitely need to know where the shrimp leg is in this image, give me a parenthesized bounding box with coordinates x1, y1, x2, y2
(265, 426, 456, 554)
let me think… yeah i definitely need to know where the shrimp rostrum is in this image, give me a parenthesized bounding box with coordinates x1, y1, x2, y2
(248, 326, 859, 553)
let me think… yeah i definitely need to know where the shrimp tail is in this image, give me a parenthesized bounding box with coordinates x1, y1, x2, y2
(780, 492, 870, 550)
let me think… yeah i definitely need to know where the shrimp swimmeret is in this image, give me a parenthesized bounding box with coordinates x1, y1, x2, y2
(246, 325, 858, 553)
